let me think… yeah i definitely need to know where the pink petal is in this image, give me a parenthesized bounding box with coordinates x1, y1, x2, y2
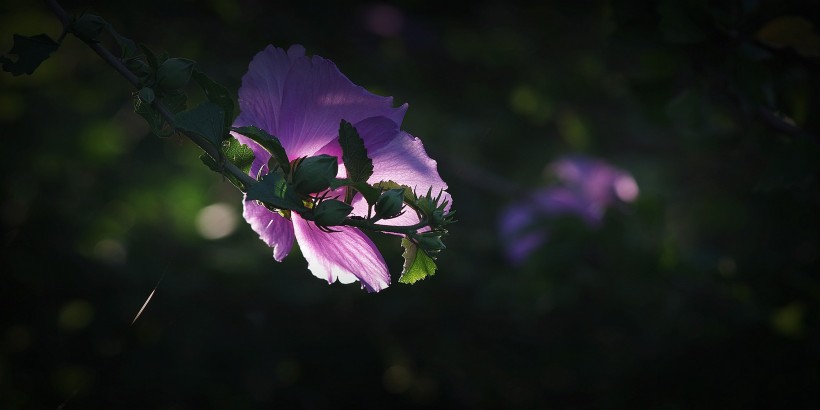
(363, 118, 448, 201)
(291, 213, 390, 292)
(235, 45, 305, 137)
(233, 44, 406, 161)
(242, 198, 295, 261)
(349, 117, 451, 225)
(232, 45, 307, 178)
(276, 55, 407, 158)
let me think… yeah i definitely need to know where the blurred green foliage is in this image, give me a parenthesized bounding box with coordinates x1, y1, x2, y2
(1, 0, 819, 408)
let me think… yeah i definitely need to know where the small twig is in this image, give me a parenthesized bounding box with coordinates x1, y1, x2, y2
(342, 216, 429, 234)
(757, 107, 820, 147)
(44, 0, 256, 189)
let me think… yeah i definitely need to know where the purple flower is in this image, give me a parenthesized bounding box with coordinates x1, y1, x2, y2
(499, 156, 638, 265)
(232, 45, 449, 292)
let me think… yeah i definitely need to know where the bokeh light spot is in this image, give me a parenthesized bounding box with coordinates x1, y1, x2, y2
(771, 303, 804, 338)
(614, 175, 639, 202)
(383, 364, 413, 393)
(195, 203, 239, 240)
(93, 238, 127, 266)
(58, 299, 94, 331)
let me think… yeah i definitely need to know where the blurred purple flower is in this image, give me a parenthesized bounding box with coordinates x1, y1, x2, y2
(232, 45, 449, 292)
(499, 156, 638, 265)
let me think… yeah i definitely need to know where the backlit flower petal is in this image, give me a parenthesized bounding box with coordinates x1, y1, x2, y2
(345, 117, 451, 226)
(292, 213, 390, 292)
(235, 45, 305, 135)
(242, 198, 295, 261)
(233, 45, 305, 172)
(276, 56, 407, 158)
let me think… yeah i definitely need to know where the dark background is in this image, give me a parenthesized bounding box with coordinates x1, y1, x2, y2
(2, 0, 819, 408)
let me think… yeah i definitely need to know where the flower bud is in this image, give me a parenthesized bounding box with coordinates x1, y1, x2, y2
(72, 14, 107, 42)
(138, 87, 155, 103)
(312, 199, 353, 226)
(412, 232, 446, 254)
(292, 155, 338, 195)
(156, 58, 195, 90)
(374, 188, 405, 219)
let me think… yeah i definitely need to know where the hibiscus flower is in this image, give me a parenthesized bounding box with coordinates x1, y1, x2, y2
(499, 155, 638, 265)
(232, 45, 449, 292)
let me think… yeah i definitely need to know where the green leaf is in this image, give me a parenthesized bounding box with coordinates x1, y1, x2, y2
(0, 33, 59, 76)
(200, 154, 219, 172)
(246, 171, 305, 211)
(399, 238, 437, 284)
(133, 96, 172, 137)
(108, 27, 138, 59)
(175, 101, 225, 149)
(338, 120, 373, 204)
(200, 157, 247, 191)
(125, 57, 150, 79)
(156, 58, 195, 90)
(338, 120, 373, 184)
(232, 126, 290, 173)
(139, 43, 159, 69)
(199, 138, 255, 192)
(192, 70, 234, 129)
(162, 91, 187, 114)
(223, 137, 254, 175)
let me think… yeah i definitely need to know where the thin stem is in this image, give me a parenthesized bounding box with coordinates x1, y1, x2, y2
(757, 107, 820, 148)
(341, 217, 429, 234)
(44, 0, 257, 190)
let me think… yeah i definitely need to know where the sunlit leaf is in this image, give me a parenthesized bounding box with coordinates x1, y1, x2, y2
(223, 137, 255, 175)
(200, 138, 255, 191)
(133, 96, 172, 137)
(399, 238, 437, 284)
(232, 125, 290, 173)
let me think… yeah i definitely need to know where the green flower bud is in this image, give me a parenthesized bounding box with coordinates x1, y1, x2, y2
(138, 87, 155, 104)
(292, 155, 338, 195)
(312, 199, 353, 226)
(412, 232, 446, 254)
(375, 188, 405, 219)
(156, 58, 195, 90)
(71, 14, 107, 42)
